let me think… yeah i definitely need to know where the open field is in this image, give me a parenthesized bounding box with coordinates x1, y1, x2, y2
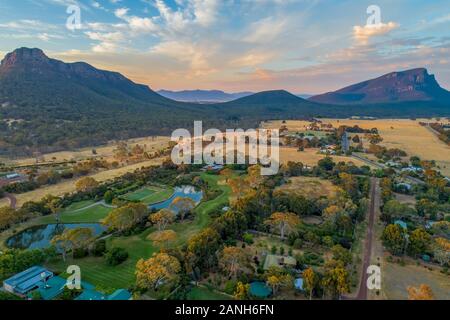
(322, 119, 450, 176)
(275, 176, 340, 198)
(280, 147, 370, 167)
(266, 119, 450, 176)
(0, 136, 170, 167)
(382, 261, 450, 300)
(38, 202, 113, 224)
(5, 157, 166, 208)
(46, 173, 231, 289)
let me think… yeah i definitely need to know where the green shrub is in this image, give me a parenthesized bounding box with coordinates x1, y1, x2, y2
(92, 239, 107, 257)
(105, 247, 129, 266)
(243, 233, 254, 244)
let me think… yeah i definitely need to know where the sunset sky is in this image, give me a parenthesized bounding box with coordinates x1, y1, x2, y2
(1, 0, 449, 93)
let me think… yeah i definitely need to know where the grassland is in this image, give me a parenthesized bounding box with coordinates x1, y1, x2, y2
(7, 158, 166, 208)
(38, 202, 113, 224)
(382, 261, 450, 300)
(264, 119, 450, 176)
(0, 136, 170, 167)
(280, 147, 369, 167)
(45, 173, 231, 289)
(321, 119, 450, 176)
(275, 176, 340, 198)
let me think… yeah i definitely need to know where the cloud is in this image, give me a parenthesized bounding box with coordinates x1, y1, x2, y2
(85, 31, 124, 52)
(244, 16, 288, 43)
(353, 22, 399, 45)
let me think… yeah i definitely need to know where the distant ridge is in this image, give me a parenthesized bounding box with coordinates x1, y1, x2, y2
(157, 89, 253, 103)
(309, 68, 450, 104)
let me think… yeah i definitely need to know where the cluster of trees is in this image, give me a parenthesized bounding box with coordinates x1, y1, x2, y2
(380, 169, 449, 267)
(0, 248, 56, 281)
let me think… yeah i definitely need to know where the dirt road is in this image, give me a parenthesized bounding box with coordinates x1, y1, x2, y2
(356, 177, 379, 300)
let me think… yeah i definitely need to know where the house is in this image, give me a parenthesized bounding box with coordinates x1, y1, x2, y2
(6, 173, 20, 180)
(202, 164, 224, 172)
(386, 161, 401, 168)
(75, 288, 132, 301)
(263, 254, 296, 270)
(31, 276, 67, 300)
(4, 266, 132, 300)
(108, 289, 132, 300)
(401, 166, 423, 173)
(3, 266, 53, 296)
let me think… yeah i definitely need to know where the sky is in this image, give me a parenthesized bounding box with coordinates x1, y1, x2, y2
(0, 0, 449, 94)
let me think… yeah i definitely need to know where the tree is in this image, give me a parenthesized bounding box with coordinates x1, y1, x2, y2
(382, 224, 406, 255)
(186, 227, 221, 270)
(217, 246, 250, 279)
(234, 282, 250, 300)
(331, 245, 352, 266)
(51, 228, 94, 261)
(75, 177, 99, 193)
(322, 261, 350, 299)
(135, 253, 181, 291)
(0, 207, 17, 230)
(303, 267, 317, 300)
(104, 190, 114, 204)
(267, 275, 282, 295)
(103, 203, 148, 232)
(170, 197, 196, 221)
(105, 247, 129, 266)
(149, 209, 175, 231)
(408, 228, 431, 257)
(407, 284, 434, 300)
(433, 238, 450, 266)
(148, 230, 177, 248)
(264, 212, 300, 240)
(318, 157, 335, 171)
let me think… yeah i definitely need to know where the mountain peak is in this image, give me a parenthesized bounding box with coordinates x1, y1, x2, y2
(1, 47, 49, 68)
(309, 67, 449, 104)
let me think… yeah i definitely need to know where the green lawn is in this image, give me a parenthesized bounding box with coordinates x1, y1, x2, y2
(46, 173, 231, 290)
(187, 286, 232, 300)
(141, 188, 174, 205)
(122, 188, 156, 201)
(38, 202, 113, 224)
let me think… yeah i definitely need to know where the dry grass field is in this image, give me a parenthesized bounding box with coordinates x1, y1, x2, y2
(4, 157, 165, 207)
(264, 119, 450, 176)
(382, 261, 450, 300)
(0, 136, 170, 166)
(275, 176, 341, 199)
(280, 147, 369, 167)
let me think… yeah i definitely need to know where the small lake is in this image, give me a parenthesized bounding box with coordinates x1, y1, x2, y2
(149, 185, 203, 212)
(6, 223, 106, 250)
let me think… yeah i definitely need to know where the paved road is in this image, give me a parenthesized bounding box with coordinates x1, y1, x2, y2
(355, 177, 378, 300)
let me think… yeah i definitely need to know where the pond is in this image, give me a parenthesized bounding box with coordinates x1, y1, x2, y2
(6, 223, 106, 250)
(149, 185, 203, 212)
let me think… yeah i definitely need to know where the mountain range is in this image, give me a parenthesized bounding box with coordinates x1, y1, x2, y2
(157, 89, 254, 103)
(0, 47, 449, 154)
